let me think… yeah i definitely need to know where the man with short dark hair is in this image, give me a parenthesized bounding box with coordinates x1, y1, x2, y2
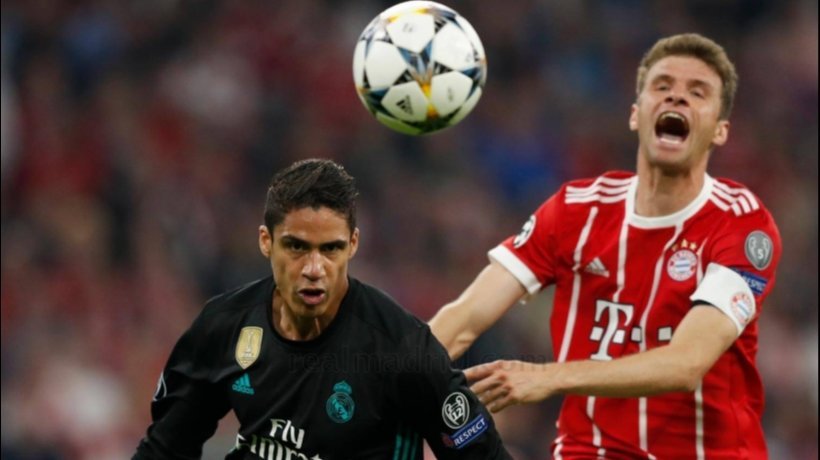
(134, 159, 511, 459)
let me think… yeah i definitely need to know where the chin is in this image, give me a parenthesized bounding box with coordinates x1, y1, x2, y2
(645, 152, 691, 172)
(653, 160, 692, 175)
(304, 302, 328, 313)
(292, 299, 326, 316)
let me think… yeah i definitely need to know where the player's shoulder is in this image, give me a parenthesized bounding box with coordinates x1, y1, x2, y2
(708, 176, 776, 224)
(559, 170, 635, 205)
(195, 277, 273, 327)
(705, 177, 781, 256)
(348, 278, 427, 346)
(564, 170, 635, 187)
(170, 277, 271, 356)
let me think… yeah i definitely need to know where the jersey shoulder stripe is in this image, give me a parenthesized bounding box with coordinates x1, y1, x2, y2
(709, 179, 761, 217)
(564, 172, 634, 205)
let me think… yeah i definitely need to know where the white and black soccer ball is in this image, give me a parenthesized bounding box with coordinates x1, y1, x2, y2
(352, 1, 487, 135)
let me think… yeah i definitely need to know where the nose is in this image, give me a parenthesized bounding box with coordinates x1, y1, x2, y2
(665, 89, 689, 106)
(302, 251, 325, 280)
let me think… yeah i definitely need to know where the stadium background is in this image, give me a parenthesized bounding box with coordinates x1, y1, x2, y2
(1, 0, 816, 458)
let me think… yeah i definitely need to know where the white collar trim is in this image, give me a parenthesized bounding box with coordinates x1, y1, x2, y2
(626, 174, 714, 229)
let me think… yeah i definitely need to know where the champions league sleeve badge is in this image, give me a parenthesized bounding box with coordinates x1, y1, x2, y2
(326, 381, 355, 423)
(152, 372, 167, 402)
(442, 392, 469, 429)
(236, 327, 263, 369)
(744, 230, 773, 270)
(441, 392, 488, 450)
(513, 215, 536, 248)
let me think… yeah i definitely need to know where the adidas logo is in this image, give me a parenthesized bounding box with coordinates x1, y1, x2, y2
(396, 95, 413, 114)
(232, 373, 255, 395)
(584, 257, 610, 277)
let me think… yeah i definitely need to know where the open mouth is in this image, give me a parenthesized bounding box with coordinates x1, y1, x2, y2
(298, 288, 326, 305)
(655, 112, 690, 145)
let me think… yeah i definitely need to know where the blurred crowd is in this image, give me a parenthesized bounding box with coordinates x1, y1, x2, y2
(1, 0, 816, 459)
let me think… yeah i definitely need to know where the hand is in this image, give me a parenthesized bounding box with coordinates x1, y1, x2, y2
(464, 360, 554, 413)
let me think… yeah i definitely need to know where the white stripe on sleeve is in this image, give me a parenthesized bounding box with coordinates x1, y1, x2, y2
(488, 245, 542, 295)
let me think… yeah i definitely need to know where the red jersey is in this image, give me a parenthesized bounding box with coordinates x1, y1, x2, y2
(489, 172, 781, 460)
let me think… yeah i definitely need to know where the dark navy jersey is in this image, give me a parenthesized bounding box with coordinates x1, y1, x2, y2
(134, 277, 510, 459)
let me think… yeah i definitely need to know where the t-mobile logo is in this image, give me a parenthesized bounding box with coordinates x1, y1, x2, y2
(589, 300, 635, 361)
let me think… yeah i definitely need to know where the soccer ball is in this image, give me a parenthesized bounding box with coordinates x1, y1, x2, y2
(352, 1, 487, 135)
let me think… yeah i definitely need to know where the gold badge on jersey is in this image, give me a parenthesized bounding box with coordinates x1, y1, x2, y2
(235, 326, 263, 369)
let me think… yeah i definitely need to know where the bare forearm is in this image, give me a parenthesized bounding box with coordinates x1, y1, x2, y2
(429, 304, 477, 360)
(430, 263, 527, 360)
(551, 306, 737, 397)
(468, 345, 701, 410)
(468, 306, 738, 411)
(548, 344, 703, 398)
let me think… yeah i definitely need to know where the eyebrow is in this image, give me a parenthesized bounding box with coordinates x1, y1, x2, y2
(651, 74, 715, 91)
(280, 235, 348, 250)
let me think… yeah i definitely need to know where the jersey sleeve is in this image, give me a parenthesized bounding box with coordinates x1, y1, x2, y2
(488, 190, 562, 295)
(691, 207, 782, 334)
(133, 312, 231, 459)
(393, 324, 512, 459)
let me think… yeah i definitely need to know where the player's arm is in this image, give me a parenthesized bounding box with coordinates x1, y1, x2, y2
(470, 241, 777, 412)
(432, 192, 562, 360)
(133, 322, 230, 459)
(429, 261, 527, 360)
(134, 375, 229, 459)
(469, 199, 782, 412)
(397, 324, 513, 459)
(468, 302, 737, 412)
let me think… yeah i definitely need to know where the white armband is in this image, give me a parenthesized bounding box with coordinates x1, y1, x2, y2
(690, 263, 756, 335)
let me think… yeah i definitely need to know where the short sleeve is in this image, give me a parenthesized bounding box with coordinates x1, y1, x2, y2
(692, 207, 782, 333)
(488, 191, 562, 295)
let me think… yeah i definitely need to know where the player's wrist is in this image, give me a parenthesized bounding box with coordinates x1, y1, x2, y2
(544, 361, 576, 397)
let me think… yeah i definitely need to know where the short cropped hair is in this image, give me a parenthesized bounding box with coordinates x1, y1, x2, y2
(636, 33, 738, 120)
(264, 159, 358, 233)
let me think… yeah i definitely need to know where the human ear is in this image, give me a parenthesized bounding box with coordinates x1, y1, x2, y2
(349, 228, 360, 258)
(712, 120, 730, 146)
(629, 103, 639, 131)
(259, 225, 272, 258)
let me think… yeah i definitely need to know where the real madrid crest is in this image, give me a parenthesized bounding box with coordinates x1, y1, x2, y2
(326, 381, 355, 423)
(235, 326, 263, 369)
(667, 239, 698, 281)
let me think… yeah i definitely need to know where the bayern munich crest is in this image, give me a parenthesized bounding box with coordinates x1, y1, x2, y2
(667, 248, 697, 281)
(730, 292, 754, 326)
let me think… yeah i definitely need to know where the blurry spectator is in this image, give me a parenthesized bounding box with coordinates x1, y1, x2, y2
(1, 0, 816, 458)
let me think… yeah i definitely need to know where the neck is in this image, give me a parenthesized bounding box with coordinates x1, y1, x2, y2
(272, 292, 337, 341)
(635, 156, 707, 217)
